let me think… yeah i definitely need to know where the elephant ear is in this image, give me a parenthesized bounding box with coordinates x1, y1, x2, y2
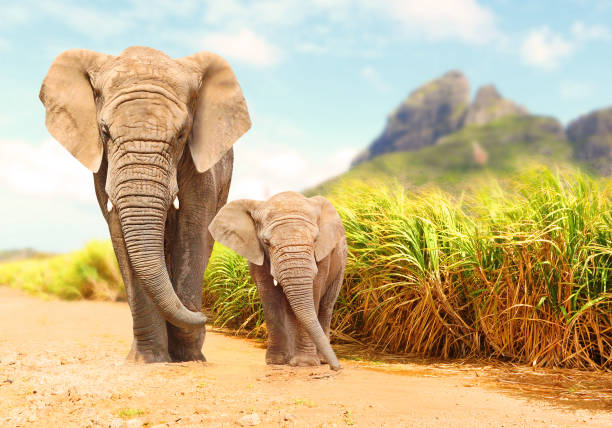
(311, 196, 345, 262)
(39, 49, 110, 172)
(209, 199, 264, 265)
(177, 52, 251, 173)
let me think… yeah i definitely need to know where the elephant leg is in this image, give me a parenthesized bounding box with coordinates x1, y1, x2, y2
(288, 319, 320, 366)
(317, 269, 344, 364)
(286, 293, 321, 367)
(165, 149, 233, 362)
(250, 262, 290, 365)
(93, 164, 169, 362)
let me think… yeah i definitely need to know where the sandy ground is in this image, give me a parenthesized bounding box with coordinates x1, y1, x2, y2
(0, 288, 610, 428)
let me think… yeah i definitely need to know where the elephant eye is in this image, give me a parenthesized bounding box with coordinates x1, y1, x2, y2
(100, 125, 111, 142)
(262, 238, 270, 246)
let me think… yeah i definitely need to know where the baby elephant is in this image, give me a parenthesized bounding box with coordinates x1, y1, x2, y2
(209, 192, 346, 370)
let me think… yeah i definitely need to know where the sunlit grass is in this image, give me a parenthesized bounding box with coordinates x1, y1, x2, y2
(203, 244, 264, 336)
(0, 240, 124, 301)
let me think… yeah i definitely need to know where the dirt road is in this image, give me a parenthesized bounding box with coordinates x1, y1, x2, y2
(0, 288, 610, 427)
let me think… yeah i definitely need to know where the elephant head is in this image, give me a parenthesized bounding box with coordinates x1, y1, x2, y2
(209, 192, 345, 370)
(40, 47, 251, 329)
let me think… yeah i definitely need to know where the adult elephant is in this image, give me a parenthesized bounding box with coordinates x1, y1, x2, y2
(39, 46, 251, 362)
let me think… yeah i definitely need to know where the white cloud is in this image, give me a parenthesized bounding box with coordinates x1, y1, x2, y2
(520, 27, 574, 70)
(230, 142, 358, 201)
(382, 0, 500, 44)
(0, 140, 96, 204)
(128, 0, 199, 18)
(559, 80, 594, 100)
(571, 21, 611, 42)
(361, 66, 390, 93)
(200, 29, 280, 67)
(38, 1, 131, 40)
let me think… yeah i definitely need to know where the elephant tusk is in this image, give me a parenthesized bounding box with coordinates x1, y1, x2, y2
(106, 199, 113, 212)
(273, 279, 278, 286)
(173, 196, 180, 210)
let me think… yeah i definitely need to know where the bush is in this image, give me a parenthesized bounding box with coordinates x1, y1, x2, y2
(0, 240, 124, 301)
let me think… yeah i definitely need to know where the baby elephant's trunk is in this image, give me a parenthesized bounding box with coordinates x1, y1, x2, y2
(281, 277, 341, 371)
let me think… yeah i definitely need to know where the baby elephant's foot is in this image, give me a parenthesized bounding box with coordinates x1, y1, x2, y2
(289, 352, 321, 367)
(266, 349, 290, 365)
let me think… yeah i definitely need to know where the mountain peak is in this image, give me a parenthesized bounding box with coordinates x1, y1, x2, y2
(352, 70, 470, 166)
(464, 85, 527, 126)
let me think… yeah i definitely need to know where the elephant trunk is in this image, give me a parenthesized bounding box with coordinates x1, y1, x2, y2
(274, 247, 341, 371)
(114, 167, 206, 329)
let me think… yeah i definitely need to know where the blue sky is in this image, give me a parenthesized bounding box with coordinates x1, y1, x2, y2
(1, 0, 612, 252)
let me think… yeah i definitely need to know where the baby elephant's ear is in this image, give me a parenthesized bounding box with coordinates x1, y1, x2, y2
(310, 196, 345, 262)
(209, 199, 264, 265)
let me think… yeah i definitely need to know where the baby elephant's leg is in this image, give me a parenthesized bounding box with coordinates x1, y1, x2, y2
(286, 296, 321, 367)
(250, 263, 290, 364)
(317, 269, 344, 363)
(289, 322, 320, 367)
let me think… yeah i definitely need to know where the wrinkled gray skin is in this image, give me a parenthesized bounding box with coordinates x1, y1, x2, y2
(39, 47, 251, 362)
(209, 192, 347, 370)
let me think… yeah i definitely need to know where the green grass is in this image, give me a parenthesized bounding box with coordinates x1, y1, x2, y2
(0, 240, 124, 301)
(202, 244, 264, 336)
(117, 408, 146, 419)
(308, 115, 578, 196)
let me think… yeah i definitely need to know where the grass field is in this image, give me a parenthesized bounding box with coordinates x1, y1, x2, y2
(0, 240, 124, 301)
(1, 167, 610, 369)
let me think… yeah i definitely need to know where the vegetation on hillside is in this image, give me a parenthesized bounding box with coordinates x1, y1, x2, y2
(309, 116, 576, 196)
(1, 167, 609, 369)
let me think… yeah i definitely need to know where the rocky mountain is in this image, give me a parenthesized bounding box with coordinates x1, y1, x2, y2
(341, 70, 611, 189)
(567, 107, 612, 175)
(352, 71, 533, 166)
(464, 85, 527, 126)
(351, 70, 470, 166)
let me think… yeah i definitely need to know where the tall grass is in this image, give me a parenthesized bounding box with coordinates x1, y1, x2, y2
(203, 167, 611, 369)
(0, 240, 124, 301)
(203, 244, 264, 336)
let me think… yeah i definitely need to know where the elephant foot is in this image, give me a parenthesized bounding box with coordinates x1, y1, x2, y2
(317, 351, 328, 365)
(167, 324, 206, 362)
(169, 347, 206, 362)
(289, 353, 321, 367)
(127, 344, 170, 363)
(265, 349, 290, 365)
